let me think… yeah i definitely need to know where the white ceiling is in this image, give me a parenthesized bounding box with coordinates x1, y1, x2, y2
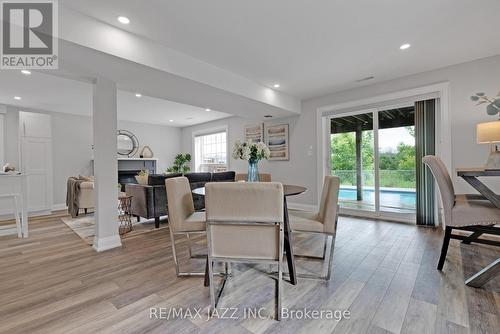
(62, 0, 500, 99)
(0, 70, 230, 127)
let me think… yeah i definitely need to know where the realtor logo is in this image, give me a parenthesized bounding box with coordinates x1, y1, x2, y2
(1, 0, 58, 69)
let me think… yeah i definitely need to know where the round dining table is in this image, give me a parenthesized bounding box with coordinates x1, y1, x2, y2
(193, 184, 307, 286)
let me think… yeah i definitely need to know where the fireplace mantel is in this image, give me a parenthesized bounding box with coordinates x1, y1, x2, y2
(91, 158, 157, 174)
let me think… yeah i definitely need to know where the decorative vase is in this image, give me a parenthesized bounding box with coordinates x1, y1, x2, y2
(135, 175, 149, 185)
(247, 160, 260, 182)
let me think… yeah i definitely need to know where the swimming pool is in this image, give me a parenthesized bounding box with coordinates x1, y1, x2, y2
(339, 187, 416, 210)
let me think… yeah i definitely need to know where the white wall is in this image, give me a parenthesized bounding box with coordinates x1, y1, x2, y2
(182, 55, 500, 207)
(3, 106, 182, 208)
(181, 115, 316, 205)
(118, 120, 182, 173)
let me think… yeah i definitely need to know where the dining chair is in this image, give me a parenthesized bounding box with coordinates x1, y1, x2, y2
(235, 173, 272, 182)
(422, 155, 500, 270)
(165, 176, 207, 276)
(288, 176, 340, 280)
(205, 182, 284, 320)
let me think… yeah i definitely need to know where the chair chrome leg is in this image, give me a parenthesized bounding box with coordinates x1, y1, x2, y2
(169, 229, 205, 277)
(293, 232, 327, 260)
(325, 234, 336, 281)
(208, 258, 216, 314)
(277, 223, 284, 321)
(169, 227, 181, 276)
(287, 232, 336, 281)
(321, 234, 327, 260)
(186, 232, 193, 258)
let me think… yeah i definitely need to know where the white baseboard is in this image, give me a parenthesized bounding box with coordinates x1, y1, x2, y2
(92, 234, 122, 252)
(0, 209, 52, 221)
(52, 203, 67, 211)
(287, 202, 318, 211)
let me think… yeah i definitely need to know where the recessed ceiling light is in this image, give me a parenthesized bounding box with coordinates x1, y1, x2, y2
(14, 96, 21, 100)
(169, 119, 174, 122)
(135, 93, 142, 98)
(205, 108, 211, 112)
(273, 83, 280, 88)
(21, 70, 31, 75)
(264, 115, 273, 118)
(399, 43, 411, 50)
(117, 16, 130, 24)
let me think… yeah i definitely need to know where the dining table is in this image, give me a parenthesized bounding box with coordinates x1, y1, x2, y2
(456, 167, 500, 287)
(192, 183, 307, 286)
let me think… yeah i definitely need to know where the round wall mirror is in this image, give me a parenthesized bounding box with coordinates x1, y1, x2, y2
(117, 130, 139, 157)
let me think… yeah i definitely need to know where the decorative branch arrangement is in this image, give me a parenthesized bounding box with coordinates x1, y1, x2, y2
(471, 91, 500, 119)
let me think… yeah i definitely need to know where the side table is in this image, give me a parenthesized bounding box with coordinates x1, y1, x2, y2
(118, 194, 133, 235)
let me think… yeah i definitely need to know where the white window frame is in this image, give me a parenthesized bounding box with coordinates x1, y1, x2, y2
(316, 82, 451, 225)
(192, 125, 229, 172)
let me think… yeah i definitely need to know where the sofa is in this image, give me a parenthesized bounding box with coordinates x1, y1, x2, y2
(125, 171, 235, 228)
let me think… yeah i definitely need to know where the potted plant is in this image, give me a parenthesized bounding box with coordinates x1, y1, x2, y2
(135, 170, 149, 185)
(166, 154, 192, 174)
(232, 141, 270, 182)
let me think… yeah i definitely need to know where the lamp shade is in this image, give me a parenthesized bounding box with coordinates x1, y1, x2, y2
(476, 121, 500, 144)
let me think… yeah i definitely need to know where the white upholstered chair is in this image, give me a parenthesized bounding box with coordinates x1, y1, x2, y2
(288, 175, 340, 280)
(205, 182, 284, 320)
(422, 155, 500, 270)
(235, 173, 272, 182)
(165, 176, 207, 277)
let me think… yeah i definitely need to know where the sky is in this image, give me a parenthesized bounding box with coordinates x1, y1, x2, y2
(378, 127, 415, 152)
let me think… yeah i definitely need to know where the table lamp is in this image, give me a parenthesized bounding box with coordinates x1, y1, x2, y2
(477, 120, 500, 170)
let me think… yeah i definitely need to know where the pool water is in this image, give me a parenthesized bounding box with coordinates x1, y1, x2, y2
(339, 187, 416, 210)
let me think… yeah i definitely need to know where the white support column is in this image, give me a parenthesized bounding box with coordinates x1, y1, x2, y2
(92, 77, 121, 252)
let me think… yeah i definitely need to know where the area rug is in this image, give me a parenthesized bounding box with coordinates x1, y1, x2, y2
(61, 214, 168, 245)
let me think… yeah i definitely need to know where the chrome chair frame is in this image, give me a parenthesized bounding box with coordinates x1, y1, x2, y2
(289, 206, 339, 281)
(207, 221, 284, 321)
(169, 229, 207, 277)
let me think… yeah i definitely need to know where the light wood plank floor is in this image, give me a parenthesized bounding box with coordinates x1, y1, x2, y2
(0, 212, 499, 334)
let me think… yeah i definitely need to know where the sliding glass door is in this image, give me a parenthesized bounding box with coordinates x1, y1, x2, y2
(331, 111, 375, 212)
(330, 105, 416, 221)
(377, 107, 416, 215)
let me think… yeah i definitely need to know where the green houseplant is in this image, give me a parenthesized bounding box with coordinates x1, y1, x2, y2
(166, 154, 192, 174)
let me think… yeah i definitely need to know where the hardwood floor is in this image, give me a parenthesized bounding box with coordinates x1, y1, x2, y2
(0, 212, 499, 334)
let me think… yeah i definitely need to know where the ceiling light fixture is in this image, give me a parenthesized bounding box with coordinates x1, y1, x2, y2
(273, 84, 280, 88)
(117, 16, 130, 24)
(14, 96, 21, 100)
(21, 70, 31, 75)
(135, 93, 142, 98)
(169, 119, 174, 122)
(205, 108, 211, 112)
(264, 115, 273, 118)
(399, 43, 411, 50)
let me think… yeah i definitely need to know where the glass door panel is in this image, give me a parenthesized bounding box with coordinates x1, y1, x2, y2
(331, 112, 375, 212)
(377, 107, 416, 214)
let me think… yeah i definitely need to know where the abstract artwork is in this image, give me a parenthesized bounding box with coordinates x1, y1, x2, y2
(244, 123, 264, 143)
(265, 124, 289, 160)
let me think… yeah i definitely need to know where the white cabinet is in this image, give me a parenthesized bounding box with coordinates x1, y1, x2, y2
(19, 112, 53, 213)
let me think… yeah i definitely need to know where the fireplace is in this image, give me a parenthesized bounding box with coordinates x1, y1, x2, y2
(118, 170, 140, 192)
(92, 158, 157, 191)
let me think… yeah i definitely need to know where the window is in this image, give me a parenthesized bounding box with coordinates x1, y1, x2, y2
(194, 130, 227, 172)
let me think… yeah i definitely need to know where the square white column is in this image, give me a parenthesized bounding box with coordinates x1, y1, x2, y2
(92, 77, 121, 251)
